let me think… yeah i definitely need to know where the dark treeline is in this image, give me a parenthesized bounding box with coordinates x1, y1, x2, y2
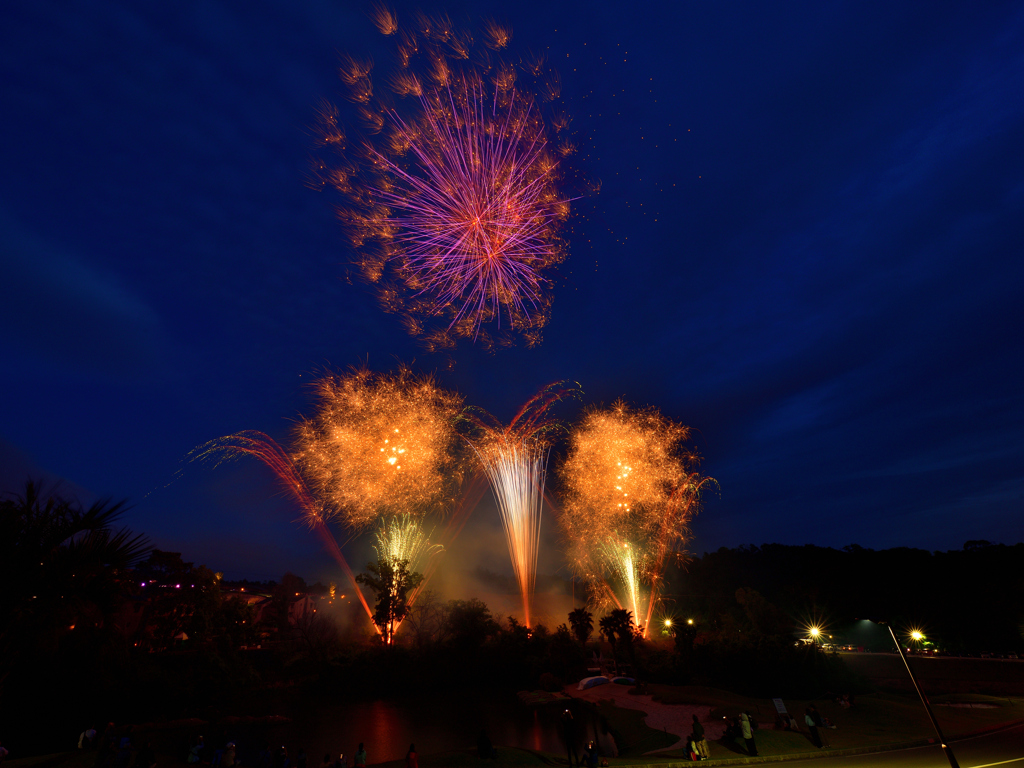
(5, 480, 1021, 758)
(664, 542, 1024, 653)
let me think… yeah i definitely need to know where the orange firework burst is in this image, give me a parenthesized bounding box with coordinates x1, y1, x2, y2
(557, 401, 712, 635)
(462, 382, 580, 626)
(291, 367, 465, 530)
(311, 11, 582, 351)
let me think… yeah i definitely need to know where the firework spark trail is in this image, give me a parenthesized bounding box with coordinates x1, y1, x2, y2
(557, 402, 711, 637)
(600, 537, 644, 626)
(464, 382, 580, 626)
(185, 431, 376, 624)
(312, 14, 581, 350)
(374, 514, 443, 575)
(477, 441, 547, 627)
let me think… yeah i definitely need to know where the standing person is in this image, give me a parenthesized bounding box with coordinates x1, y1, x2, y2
(188, 737, 205, 765)
(805, 708, 822, 748)
(223, 743, 237, 768)
(560, 710, 580, 768)
(134, 741, 157, 768)
(80, 727, 98, 750)
(321, 754, 332, 768)
(691, 715, 708, 760)
(94, 733, 116, 768)
(739, 712, 757, 757)
(353, 744, 366, 768)
(296, 748, 307, 768)
(0, 740, 9, 763)
(476, 731, 494, 760)
(808, 705, 828, 747)
(405, 744, 418, 768)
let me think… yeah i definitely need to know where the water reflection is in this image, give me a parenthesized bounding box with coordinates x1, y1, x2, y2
(208, 692, 612, 765)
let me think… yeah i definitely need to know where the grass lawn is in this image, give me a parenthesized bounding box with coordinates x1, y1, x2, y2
(587, 701, 678, 757)
(607, 686, 1024, 763)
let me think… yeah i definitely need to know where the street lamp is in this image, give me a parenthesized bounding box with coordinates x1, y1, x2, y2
(862, 620, 959, 768)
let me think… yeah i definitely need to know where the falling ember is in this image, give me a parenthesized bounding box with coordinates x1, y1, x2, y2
(557, 401, 713, 636)
(464, 382, 580, 626)
(311, 13, 585, 351)
(291, 366, 465, 530)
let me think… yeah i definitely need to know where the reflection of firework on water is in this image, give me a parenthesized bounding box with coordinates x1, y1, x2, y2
(292, 367, 465, 530)
(464, 383, 580, 626)
(557, 401, 712, 635)
(374, 514, 443, 575)
(311, 11, 581, 351)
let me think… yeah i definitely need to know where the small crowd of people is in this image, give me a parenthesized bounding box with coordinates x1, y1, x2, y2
(67, 698, 847, 768)
(684, 714, 710, 761)
(721, 711, 759, 757)
(76, 724, 156, 768)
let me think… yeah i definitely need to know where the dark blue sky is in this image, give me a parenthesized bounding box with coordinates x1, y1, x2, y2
(2, 1, 1022, 581)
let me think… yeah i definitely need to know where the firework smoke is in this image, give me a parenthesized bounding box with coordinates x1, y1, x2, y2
(312, 11, 581, 351)
(557, 401, 711, 635)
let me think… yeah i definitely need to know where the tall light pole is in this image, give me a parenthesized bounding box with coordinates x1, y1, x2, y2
(881, 622, 960, 768)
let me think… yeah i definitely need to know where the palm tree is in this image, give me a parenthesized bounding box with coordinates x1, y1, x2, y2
(0, 480, 150, 689)
(568, 607, 594, 645)
(599, 609, 637, 672)
(598, 613, 619, 670)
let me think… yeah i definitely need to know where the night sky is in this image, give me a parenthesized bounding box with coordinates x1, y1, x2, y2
(2, 1, 1022, 583)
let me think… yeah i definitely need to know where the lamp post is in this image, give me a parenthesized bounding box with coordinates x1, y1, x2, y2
(881, 622, 959, 768)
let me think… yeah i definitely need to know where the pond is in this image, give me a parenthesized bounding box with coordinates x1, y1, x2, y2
(153, 690, 616, 766)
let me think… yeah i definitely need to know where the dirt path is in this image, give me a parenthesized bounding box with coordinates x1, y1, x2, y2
(565, 683, 726, 754)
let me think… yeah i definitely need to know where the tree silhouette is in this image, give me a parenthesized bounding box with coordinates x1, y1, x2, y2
(356, 556, 423, 645)
(568, 607, 594, 645)
(599, 609, 637, 670)
(0, 480, 150, 689)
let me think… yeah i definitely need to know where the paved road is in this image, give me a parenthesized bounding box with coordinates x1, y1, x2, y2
(757, 722, 1024, 768)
